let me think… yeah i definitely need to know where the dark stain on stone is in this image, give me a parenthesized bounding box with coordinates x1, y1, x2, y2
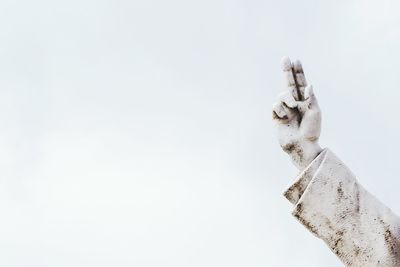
(353, 246, 361, 256)
(337, 182, 344, 202)
(378, 218, 400, 261)
(382, 220, 400, 257)
(340, 211, 347, 219)
(355, 188, 360, 213)
(282, 142, 304, 163)
(284, 172, 311, 203)
(325, 218, 334, 231)
(282, 143, 295, 153)
(331, 230, 345, 257)
(272, 111, 279, 120)
(284, 181, 304, 203)
(294, 203, 319, 236)
(293, 202, 303, 217)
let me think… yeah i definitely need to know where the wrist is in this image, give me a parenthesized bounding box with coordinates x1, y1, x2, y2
(286, 141, 322, 170)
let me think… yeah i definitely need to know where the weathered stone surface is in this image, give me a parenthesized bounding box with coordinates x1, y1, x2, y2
(284, 149, 400, 266)
(274, 58, 400, 266)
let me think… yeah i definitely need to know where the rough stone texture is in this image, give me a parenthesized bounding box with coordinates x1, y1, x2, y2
(284, 149, 400, 266)
(272, 57, 322, 170)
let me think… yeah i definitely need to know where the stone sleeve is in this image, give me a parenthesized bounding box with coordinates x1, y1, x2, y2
(284, 149, 400, 266)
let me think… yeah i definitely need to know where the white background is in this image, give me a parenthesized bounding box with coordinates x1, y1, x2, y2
(1, 0, 400, 266)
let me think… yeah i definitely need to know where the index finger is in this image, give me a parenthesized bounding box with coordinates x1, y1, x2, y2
(282, 57, 303, 101)
(293, 59, 307, 96)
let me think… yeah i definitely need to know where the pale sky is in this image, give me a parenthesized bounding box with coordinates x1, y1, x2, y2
(1, 0, 400, 266)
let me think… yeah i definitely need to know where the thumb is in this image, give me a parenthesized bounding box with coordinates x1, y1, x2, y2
(304, 85, 319, 109)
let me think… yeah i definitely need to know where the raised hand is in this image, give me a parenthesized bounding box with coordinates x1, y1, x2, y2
(272, 57, 322, 170)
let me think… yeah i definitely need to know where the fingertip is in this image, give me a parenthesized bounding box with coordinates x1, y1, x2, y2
(304, 84, 314, 99)
(293, 59, 303, 72)
(272, 102, 286, 118)
(272, 110, 280, 120)
(278, 91, 297, 108)
(281, 56, 292, 71)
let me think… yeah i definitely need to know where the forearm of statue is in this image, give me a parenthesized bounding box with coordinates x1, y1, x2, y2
(273, 58, 400, 266)
(285, 148, 400, 266)
(272, 57, 322, 171)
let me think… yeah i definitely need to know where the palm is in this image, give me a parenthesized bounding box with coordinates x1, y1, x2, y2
(272, 57, 322, 169)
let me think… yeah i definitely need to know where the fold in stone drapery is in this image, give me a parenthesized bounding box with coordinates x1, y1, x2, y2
(284, 149, 400, 266)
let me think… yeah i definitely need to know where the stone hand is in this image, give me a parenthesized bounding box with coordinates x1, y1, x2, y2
(272, 57, 322, 170)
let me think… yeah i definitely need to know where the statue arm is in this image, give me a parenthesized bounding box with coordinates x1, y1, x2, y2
(273, 58, 400, 265)
(284, 148, 400, 266)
